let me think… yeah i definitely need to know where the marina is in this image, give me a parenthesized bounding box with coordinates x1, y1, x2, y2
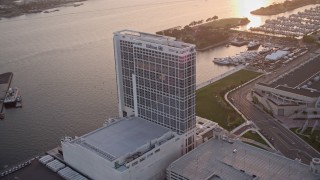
(213, 33, 309, 71)
(213, 51, 261, 66)
(250, 6, 320, 37)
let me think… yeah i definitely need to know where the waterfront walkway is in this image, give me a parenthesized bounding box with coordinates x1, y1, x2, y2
(196, 65, 245, 90)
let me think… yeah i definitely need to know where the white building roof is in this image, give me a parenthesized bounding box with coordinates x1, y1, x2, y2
(114, 30, 195, 50)
(70, 117, 171, 161)
(168, 139, 319, 180)
(58, 167, 88, 180)
(265, 50, 289, 61)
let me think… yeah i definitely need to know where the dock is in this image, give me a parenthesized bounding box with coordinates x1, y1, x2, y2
(0, 157, 63, 180)
(0, 147, 89, 180)
(0, 72, 13, 119)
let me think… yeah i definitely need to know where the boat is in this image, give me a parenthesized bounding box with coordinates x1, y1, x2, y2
(73, 3, 84, 7)
(3, 87, 21, 108)
(230, 38, 248, 47)
(213, 57, 236, 66)
(247, 41, 261, 50)
(15, 95, 22, 108)
(259, 47, 272, 54)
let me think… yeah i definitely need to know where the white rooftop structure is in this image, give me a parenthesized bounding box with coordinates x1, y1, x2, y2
(167, 138, 320, 180)
(62, 116, 184, 180)
(115, 30, 195, 51)
(46, 159, 65, 172)
(39, 155, 54, 165)
(265, 50, 289, 61)
(80, 116, 171, 160)
(58, 167, 88, 180)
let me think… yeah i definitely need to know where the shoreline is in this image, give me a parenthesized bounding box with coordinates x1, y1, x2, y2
(0, 0, 86, 19)
(196, 40, 229, 51)
(251, 0, 320, 16)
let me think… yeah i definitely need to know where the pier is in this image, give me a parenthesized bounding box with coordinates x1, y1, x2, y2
(0, 72, 13, 119)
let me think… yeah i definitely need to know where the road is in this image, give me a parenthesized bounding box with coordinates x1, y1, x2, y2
(229, 51, 320, 164)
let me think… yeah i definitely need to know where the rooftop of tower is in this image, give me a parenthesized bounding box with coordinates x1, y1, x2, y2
(114, 30, 195, 50)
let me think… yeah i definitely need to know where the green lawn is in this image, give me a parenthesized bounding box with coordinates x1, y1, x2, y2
(291, 127, 320, 152)
(242, 131, 268, 146)
(196, 69, 261, 131)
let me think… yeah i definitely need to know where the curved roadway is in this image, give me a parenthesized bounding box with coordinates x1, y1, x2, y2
(229, 52, 320, 164)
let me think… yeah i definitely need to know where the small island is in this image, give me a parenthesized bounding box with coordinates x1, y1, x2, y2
(156, 17, 250, 50)
(251, 0, 320, 16)
(0, 0, 85, 18)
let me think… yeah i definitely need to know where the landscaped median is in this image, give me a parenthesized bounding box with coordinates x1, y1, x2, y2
(242, 131, 268, 146)
(291, 127, 320, 152)
(196, 69, 261, 131)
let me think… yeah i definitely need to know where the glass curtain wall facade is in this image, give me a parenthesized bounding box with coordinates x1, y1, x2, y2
(134, 47, 196, 134)
(113, 30, 196, 135)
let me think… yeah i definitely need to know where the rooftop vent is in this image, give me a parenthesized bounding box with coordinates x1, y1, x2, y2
(310, 158, 320, 175)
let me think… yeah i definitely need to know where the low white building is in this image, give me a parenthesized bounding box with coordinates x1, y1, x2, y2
(254, 54, 320, 117)
(265, 50, 289, 61)
(62, 116, 184, 180)
(167, 138, 320, 180)
(195, 116, 218, 146)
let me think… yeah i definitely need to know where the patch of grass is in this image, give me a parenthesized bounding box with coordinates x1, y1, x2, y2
(291, 127, 320, 152)
(196, 69, 261, 131)
(242, 131, 268, 146)
(156, 18, 250, 49)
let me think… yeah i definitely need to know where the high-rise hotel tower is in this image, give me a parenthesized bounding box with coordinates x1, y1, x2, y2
(61, 31, 197, 180)
(113, 30, 196, 137)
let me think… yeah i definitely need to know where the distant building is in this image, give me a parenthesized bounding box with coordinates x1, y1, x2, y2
(265, 50, 289, 61)
(167, 138, 320, 180)
(61, 30, 197, 180)
(253, 54, 320, 117)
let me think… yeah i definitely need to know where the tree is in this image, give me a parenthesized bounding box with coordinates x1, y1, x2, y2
(303, 35, 315, 43)
(183, 25, 192, 32)
(189, 21, 196, 26)
(171, 29, 181, 39)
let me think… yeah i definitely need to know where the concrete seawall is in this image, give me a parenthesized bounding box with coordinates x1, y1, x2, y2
(196, 65, 245, 90)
